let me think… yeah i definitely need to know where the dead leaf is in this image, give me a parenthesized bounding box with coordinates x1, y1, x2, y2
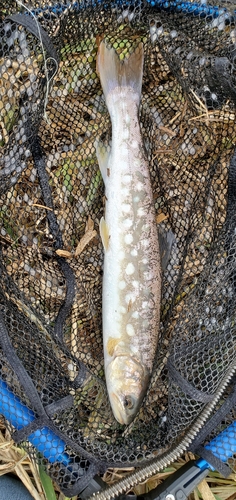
(85, 215, 95, 232)
(55, 249, 73, 258)
(156, 213, 168, 224)
(75, 216, 97, 256)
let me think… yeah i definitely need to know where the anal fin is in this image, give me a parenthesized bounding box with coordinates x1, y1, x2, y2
(96, 141, 110, 184)
(100, 216, 110, 251)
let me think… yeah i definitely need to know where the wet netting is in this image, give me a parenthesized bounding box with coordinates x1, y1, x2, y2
(0, 0, 236, 497)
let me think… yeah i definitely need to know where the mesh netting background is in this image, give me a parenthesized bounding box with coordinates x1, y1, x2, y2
(0, 0, 236, 496)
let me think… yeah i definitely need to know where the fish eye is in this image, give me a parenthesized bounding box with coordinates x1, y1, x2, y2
(123, 396, 134, 410)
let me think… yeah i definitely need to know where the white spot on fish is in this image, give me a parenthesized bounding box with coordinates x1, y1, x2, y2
(123, 218, 133, 229)
(132, 280, 139, 289)
(137, 207, 145, 217)
(126, 323, 135, 336)
(131, 248, 138, 257)
(125, 113, 130, 125)
(136, 181, 143, 191)
(119, 305, 126, 314)
(122, 203, 131, 213)
(122, 128, 129, 140)
(125, 293, 133, 304)
(132, 311, 139, 319)
(119, 280, 126, 290)
(123, 174, 132, 184)
(144, 270, 153, 280)
(142, 257, 148, 265)
(142, 301, 148, 309)
(124, 233, 133, 244)
(121, 101, 128, 112)
(142, 239, 149, 248)
(126, 263, 135, 275)
(131, 140, 138, 148)
(133, 195, 140, 202)
(131, 346, 139, 354)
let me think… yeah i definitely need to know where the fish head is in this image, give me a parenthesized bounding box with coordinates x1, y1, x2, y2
(106, 355, 149, 425)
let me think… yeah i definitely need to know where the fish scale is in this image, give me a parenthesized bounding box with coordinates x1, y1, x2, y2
(96, 41, 161, 425)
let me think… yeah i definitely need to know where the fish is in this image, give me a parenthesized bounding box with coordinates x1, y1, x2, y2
(96, 41, 162, 425)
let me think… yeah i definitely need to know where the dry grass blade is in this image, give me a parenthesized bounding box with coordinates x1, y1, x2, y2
(31, 204, 54, 212)
(208, 477, 236, 500)
(0, 422, 45, 500)
(194, 489, 200, 500)
(197, 479, 216, 500)
(29, 461, 45, 497)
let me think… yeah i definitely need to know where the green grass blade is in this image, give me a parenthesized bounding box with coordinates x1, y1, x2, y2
(38, 465, 57, 500)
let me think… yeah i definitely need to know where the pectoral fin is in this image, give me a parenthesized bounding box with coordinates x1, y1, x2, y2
(96, 141, 110, 184)
(100, 216, 110, 251)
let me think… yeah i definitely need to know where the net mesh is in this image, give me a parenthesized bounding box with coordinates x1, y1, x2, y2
(0, 0, 236, 495)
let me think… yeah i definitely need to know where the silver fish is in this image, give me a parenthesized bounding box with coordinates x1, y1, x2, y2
(96, 41, 162, 425)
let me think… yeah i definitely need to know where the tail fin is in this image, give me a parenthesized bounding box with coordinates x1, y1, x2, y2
(96, 41, 144, 101)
